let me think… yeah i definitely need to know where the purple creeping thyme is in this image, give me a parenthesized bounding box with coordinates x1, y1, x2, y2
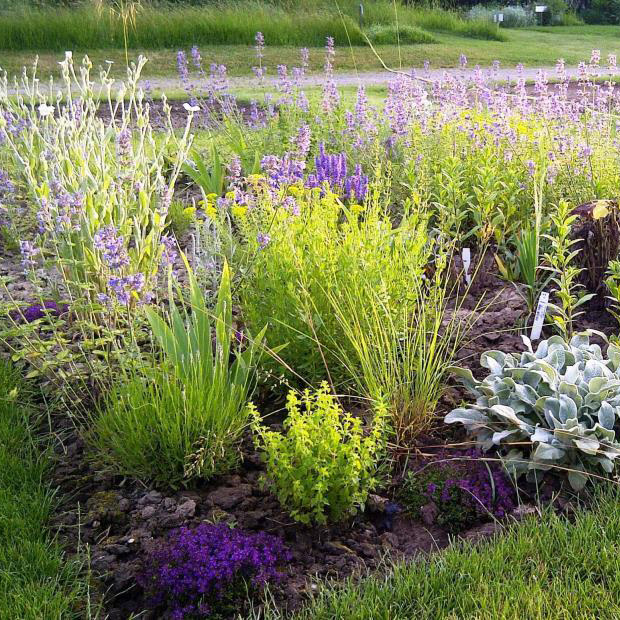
(12, 300, 69, 323)
(403, 448, 517, 532)
(137, 523, 289, 620)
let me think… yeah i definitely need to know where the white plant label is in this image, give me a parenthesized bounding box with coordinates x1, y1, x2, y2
(530, 291, 549, 341)
(462, 247, 472, 284)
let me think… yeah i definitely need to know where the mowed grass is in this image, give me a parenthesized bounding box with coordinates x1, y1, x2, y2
(0, 1, 503, 51)
(1, 26, 619, 82)
(0, 363, 85, 619)
(268, 491, 620, 620)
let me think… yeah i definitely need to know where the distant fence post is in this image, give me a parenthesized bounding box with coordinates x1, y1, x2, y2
(359, 3, 364, 29)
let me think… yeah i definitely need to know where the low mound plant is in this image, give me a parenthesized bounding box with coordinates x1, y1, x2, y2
(138, 523, 290, 619)
(400, 449, 517, 533)
(250, 383, 388, 525)
(365, 24, 436, 45)
(446, 331, 620, 491)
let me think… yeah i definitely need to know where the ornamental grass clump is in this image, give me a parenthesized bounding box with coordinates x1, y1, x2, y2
(92, 259, 266, 486)
(138, 523, 290, 620)
(250, 383, 388, 525)
(446, 331, 620, 491)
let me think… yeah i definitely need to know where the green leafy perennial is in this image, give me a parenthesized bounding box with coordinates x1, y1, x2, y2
(250, 384, 387, 525)
(445, 332, 620, 491)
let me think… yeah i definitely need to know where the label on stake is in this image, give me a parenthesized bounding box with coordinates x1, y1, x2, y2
(462, 247, 471, 284)
(530, 291, 549, 341)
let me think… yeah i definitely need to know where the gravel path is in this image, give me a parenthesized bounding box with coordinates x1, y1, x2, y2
(140, 65, 611, 92)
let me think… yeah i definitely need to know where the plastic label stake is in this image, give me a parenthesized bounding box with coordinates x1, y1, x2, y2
(530, 291, 549, 341)
(462, 247, 471, 285)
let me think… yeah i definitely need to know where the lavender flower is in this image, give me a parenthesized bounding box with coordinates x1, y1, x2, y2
(116, 128, 132, 161)
(291, 124, 311, 160)
(190, 45, 202, 70)
(261, 153, 305, 187)
(137, 523, 289, 619)
(108, 273, 145, 305)
(19, 239, 39, 270)
(257, 231, 271, 249)
(160, 235, 178, 267)
(177, 50, 190, 90)
(94, 226, 130, 270)
(0, 169, 15, 201)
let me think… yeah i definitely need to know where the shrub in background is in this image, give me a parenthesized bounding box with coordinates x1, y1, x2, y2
(138, 523, 289, 620)
(445, 332, 620, 491)
(251, 383, 388, 525)
(366, 23, 436, 45)
(467, 5, 535, 28)
(92, 260, 265, 486)
(584, 0, 620, 24)
(400, 449, 517, 533)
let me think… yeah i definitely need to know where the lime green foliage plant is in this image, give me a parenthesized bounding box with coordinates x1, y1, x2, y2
(606, 259, 620, 323)
(230, 183, 432, 390)
(250, 383, 387, 525)
(92, 260, 266, 486)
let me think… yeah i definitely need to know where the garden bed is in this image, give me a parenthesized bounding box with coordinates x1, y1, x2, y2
(3, 42, 620, 620)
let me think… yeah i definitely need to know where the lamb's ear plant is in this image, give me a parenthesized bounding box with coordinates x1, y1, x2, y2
(91, 258, 266, 486)
(543, 200, 594, 340)
(445, 331, 620, 491)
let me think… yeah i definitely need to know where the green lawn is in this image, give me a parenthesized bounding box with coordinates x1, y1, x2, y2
(265, 491, 620, 620)
(1, 26, 619, 82)
(0, 363, 86, 619)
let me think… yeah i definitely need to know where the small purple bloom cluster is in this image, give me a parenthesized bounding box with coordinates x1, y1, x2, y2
(402, 449, 516, 532)
(138, 523, 290, 620)
(107, 273, 145, 305)
(260, 153, 305, 187)
(306, 144, 369, 202)
(13, 300, 69, 323)
(94, 225, 130, 270)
